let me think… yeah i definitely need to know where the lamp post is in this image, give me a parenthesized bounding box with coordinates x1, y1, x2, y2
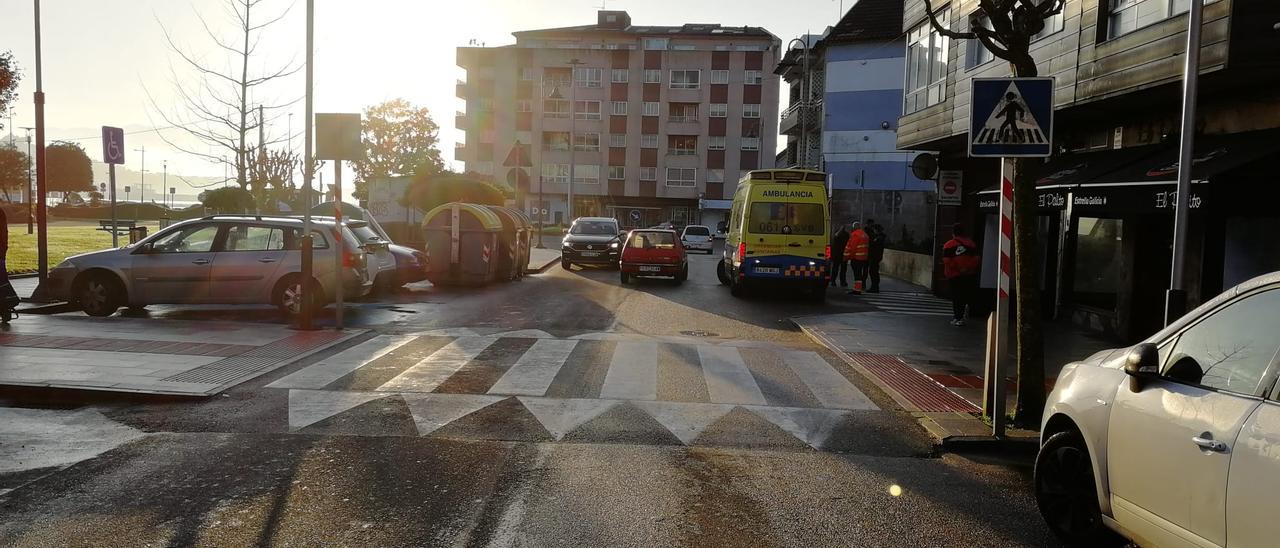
(33, 0, 50, 282)
(21, 127, 33, 234)
(785, 37, 811, 169)
(162, 160, 168, 208)
(567, 58, 585, 222)
(1166, 0, 1205, 325)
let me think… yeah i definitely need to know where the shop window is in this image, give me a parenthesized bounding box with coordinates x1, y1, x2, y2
(1072, 217, 1124, 309)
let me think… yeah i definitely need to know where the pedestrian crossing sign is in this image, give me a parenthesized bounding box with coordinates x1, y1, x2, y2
(969, 77, 1054, 157)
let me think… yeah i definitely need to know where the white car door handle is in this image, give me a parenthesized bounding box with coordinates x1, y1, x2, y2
(1192, 436, 1228, 453)
(191, 259, 210, 265)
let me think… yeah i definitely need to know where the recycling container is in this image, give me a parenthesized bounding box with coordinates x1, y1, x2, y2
(421, 202, 503, 286)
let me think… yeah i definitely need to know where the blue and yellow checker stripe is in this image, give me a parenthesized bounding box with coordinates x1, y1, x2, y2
(783, 265, 826, 278)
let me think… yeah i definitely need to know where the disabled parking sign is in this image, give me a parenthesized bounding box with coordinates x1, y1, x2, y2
(969, 77, 1054, 157)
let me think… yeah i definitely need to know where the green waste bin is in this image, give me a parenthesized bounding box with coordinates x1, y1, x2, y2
(421, 202, 503, 286)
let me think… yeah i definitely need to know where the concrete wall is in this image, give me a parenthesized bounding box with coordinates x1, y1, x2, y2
(880, 249, 934, 289)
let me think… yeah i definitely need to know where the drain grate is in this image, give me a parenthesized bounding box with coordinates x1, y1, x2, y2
(680, 330, 718, 338)
(163, 331, 348, 385)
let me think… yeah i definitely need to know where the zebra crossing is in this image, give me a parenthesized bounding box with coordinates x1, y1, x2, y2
(268, 329, 880, 450)
(857, 291, 954, 316)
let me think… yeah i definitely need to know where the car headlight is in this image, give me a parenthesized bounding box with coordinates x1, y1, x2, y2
(610, 242, 619, 249)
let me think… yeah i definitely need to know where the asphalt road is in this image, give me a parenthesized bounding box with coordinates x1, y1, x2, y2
(0, 243, 1059, 547)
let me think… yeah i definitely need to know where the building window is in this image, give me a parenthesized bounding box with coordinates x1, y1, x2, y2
(573, 67, 602, 88)
(669, 135, 697, 156)
(1034, 0, 1065, 40)
(967, 15, 995, 69)
(640, 166, 657, 181)
(669, 103, 698, 122)
(541, 163, 569, 183)
(641, 134, 658, 148)
(608, 166, 625, 180)
(609, 134, 626, 148)
(521, 67, 538, 81)
(574, 133, 600, 151)
(473, 161, 494, 175)
(611, 69, 629, 83)
(475, 97, 494, 112)
(610, 101, 628, 116)
(643, 102, 660, 117)
(573, 165, 600, 184)
(542, 131, 570, 151)
(709, 103, 728, 118)
(905, 8, 950, 114)
(1108, 0, 1215, 38)
(1072, 217, 1124, 309)
(574, 100, 602, 120)
(744, 70, 763, 84)
(544, 99, 569, 118)
(742, 137, 760, 151)
(707, 169, 725, 183)
(710, 70, 729, 84)
(643, 69, 661, 83)
(670, 70, 700, 89)
(743, 104, 761, 118)
(708, 136, 726, 150)
(671, 44, 696, 51)
(643, 38, 669, 50)
(665, 167, 696, 187)
(517, 100, 533, 112)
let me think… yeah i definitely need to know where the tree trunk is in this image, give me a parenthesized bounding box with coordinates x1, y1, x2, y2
(1011, 156, 1046, 425)
(237, 1, 251, 189)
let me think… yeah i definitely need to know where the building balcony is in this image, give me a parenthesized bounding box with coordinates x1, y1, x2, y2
(666, 118, 701, 135)
(454, 144, 465, 161)
(779, 100, 821, 135)
(455, 111, 467, 130)
(456, 79, 467, 99)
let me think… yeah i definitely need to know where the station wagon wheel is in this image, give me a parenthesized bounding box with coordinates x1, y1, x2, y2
(77, 274, 123, 317)
(1034, 431, 1122, 547)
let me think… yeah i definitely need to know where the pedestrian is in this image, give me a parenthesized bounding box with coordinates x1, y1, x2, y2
(1, 206, 16, 322)
(942, 223, 981, 326)
(865, 219, 886, 293)
(844, 221, 870, 295)
(830, 223, 850, 287)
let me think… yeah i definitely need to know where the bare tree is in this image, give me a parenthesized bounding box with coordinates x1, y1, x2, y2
(922, 0, 1065, 426)
(147, 0, 300, 189)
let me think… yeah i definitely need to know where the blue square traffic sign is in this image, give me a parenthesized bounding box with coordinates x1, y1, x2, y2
(101, 126, 125, 165)
(969, 77, 1054, 158)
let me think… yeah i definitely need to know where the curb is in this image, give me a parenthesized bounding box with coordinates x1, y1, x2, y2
(793, 317, 1034, 452)
(526, 253, 562, 274)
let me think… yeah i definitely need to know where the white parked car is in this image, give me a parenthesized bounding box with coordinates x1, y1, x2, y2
(679, 225, 714, 254)
(1035, 271, 1280, 548)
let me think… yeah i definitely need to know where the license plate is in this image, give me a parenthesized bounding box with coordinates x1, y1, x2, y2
(756, 267, 780, 274)
(580, 251, 600, 257)
(639, 265, 661, 272)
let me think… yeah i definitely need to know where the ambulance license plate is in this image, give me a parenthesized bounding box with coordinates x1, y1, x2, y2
(756, 267, 780, 274)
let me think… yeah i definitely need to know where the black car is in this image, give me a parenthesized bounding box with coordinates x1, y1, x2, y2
(561, 217, 624, 269)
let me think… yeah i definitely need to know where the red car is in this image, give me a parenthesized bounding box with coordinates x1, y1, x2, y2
(619, 229, 688, 285)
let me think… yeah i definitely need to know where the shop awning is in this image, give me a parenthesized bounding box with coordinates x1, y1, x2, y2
(1094, 128, 1280, 186)
(976, 144, 1166, 196)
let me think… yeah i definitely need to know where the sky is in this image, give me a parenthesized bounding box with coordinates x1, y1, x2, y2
(1, 0, 858, 196)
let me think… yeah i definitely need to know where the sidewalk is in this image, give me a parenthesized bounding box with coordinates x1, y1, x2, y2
(0, 315, 363, 396)
(795, 276, 1117, 442)
(527, 247, 561, 273)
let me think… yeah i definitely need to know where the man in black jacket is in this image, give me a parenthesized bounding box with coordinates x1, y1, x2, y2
(830, 224, 850, 287)
(865, 219, 886, 293)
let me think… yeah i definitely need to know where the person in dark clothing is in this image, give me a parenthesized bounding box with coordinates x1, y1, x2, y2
(1, 207, 15, 322)
(830, 224, 850, 287)
(864, 219, 886, 293)
(942, 223, 981, 326)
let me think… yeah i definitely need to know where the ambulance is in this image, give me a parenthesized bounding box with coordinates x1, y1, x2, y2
(716, 169, 831, 300)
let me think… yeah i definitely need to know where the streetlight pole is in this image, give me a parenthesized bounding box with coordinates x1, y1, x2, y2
(162, 160, 168, 208)
(567, 58, 585, 222)
(1166, 0, 1205, 325)
(33, 0, 49, 282)
(298, 0, 317, 331)
(20, 127, 33, 234)
(133, 145, 145, 207)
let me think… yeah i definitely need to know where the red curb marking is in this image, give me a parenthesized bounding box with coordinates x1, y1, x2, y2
(846, 352, 981, 413)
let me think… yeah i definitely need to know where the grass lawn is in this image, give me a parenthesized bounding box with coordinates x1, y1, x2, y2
(5, 222, 160, 274)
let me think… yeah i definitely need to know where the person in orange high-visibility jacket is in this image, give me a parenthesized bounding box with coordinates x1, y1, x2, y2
(844, 222, 870, 294)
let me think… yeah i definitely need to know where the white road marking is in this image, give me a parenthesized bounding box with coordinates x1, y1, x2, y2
(288, 389, 389, 430)
(778, 350, 879, 410)
(698, 346, 767, 405)
(267, 334, 415, 389)
(599, 341, 658, 401)
(376, 337, 497, 393)
(748, 406, 850, 449)
(487, 339, 579, 396)
(518, 397, 619, 440)
(0, 408, 146, 473)
(402, 393, 506, 436)
(632, 401, 735, 444)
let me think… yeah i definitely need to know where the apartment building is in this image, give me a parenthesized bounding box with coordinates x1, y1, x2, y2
(897, 0, 1280, 340)
(455, 10, 780, 229)
(776, 0, 935, 253)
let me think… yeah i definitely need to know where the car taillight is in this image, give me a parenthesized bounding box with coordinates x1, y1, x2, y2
(343, 248, 360, 268)
(825, 245, 832, 261)
(737, 242, 746, 260)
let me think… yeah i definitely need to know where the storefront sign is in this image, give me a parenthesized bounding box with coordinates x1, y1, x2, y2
(1069, 187, 1206, 213)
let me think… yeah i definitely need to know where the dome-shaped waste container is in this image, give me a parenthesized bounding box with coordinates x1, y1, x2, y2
(421, 202, 503, 286)
(508, 209, 533, 277)
(484, 205, 533, 281)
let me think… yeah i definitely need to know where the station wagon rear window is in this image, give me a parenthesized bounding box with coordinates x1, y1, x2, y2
(748, 203, 823, 235)
(684, 226, 710, 236)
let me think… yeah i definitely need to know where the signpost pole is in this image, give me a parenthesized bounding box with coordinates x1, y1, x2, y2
(299, 0, 315, 331)
(333, 161, 344, 330)
(1166, 0, 1204, 326)
(982, 159, 1014, 437)
(109, 164, 118, 248)
(101, 126, 125, 248)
